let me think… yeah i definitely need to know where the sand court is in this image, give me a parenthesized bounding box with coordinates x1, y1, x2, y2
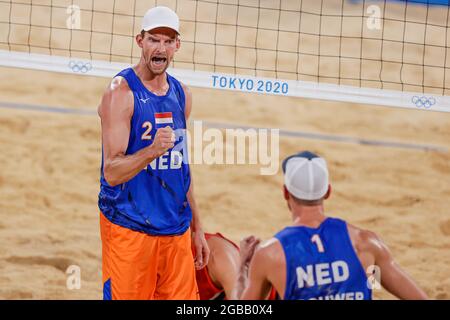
(0, 0, 449, 299)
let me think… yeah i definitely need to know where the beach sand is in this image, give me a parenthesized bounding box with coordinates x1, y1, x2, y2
(0, 0, 449, 299)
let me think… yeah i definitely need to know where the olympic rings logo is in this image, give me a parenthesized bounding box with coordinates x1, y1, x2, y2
(68, 61, 92, 73)
(411, 95, 436, 109)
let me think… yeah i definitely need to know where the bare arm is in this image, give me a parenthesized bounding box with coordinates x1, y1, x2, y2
(370, 233, 428, 300)
(99, 77, 174, 187)
(206, 238, 241, 300)
(183, 83, 193, 120)
(239, 245, 272, 300)
(187, 180, 209, 269)
(232, 236, 272, 300)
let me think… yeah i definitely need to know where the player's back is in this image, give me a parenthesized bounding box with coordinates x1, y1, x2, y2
(274, 217, 371, 300)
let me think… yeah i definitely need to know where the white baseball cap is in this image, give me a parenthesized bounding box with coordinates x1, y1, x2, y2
(141, 6, 180, 34)
(282, 151, 329, 201)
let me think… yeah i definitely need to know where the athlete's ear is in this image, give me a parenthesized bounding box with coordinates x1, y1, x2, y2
(175, 36, 181, 52)
(136, 32, 144, 48)
(324, 184, 332, 200)
(283, 185, 290, 201)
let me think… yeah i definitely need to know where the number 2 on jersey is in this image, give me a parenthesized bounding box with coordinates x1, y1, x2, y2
(141, 121, 152, 140)
(311, 234, 325, 253)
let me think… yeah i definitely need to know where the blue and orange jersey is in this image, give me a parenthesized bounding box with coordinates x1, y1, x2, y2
(98, 68, 192, 236)
(275, 217, 372, 300)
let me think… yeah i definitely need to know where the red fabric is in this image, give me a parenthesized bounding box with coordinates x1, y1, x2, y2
(267, 287, 279, 300)
(193, 232, 237, 300)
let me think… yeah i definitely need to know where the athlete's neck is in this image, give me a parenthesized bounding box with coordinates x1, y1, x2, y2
(290, 204, 327, 228)
(133, 62, 169, 94)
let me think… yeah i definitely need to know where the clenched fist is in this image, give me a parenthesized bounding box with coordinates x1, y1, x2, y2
(151, 126, 176, 157)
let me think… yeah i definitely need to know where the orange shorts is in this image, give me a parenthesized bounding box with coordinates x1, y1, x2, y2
(100, 213, 199, 300)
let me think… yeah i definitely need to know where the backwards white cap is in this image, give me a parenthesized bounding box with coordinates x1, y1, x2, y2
(141, 6, 180, 34)
(282, 151, 329, 201)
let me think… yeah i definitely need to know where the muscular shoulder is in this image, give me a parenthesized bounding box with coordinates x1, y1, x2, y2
(179, 82, 191, 98)
(179, 82, 193, 119)
(253, 238, 284, 267)
(98, 76, 133, 119)
(347, 223, 385, 256)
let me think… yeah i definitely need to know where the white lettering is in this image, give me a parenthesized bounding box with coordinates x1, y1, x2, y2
(258, 129, 279, 175)
(355, 292, 364, 300)
(333, 293, 345, 300)
(316, 263, 332, 286)
(158, 152, 169, 169)
(366, 5, 381, 30)
(367, 265, 382, 290)
(66, 265, 81, 290)
(177, 304, 210, 317)
(309, 291, 365, 300)
(203, 128, 224, 165)
(66, 5, 81, 30)
(332, 260, 350, 283)
(296, 261, 350, 289)
(345, 292, 355, 299)
(296, 265, 315, 288)
(170, 151, 182, 169)
(146, 151, 185, 170)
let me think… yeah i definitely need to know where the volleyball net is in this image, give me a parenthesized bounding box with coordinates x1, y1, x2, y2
(1, 0, 450, 112)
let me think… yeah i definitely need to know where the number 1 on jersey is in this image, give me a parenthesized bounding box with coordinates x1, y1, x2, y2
(311, 234, 325, 253)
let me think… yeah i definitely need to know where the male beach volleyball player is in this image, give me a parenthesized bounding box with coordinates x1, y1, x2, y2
(236, 151, 427, 300)
(98, 6, 209, 300)
(193, 232, 277, 300)
(193, 232, 240, 300)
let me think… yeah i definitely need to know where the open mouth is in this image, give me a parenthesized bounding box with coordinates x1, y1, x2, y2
(151, 56, 167, 66)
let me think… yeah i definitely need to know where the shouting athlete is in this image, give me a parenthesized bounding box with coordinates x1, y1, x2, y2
(98, 6, 209, 300)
